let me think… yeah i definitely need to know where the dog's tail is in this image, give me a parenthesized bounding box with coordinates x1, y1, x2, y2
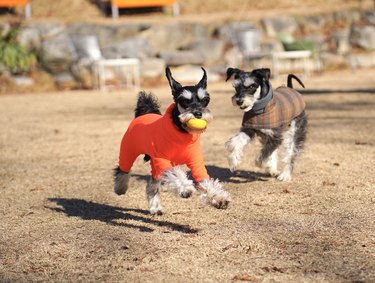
(134, 91, 161, 163)
(134, 91, 161, 118)
(287, 74, 305, 89)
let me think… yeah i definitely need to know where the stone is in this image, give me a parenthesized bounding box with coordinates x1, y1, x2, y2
(40, 32, 78, 74)
(101, 36, 154, 59)
(185, 38, 225, 65)
(362, 10, 375, 25)
(299, 15, 327, 33)
(350, 25, 375, 50)
(141, 23, 191, 53)
(331, 29, 351, 55)
(167, 65, 220, 84)
(53, 72, 79, 89)
(159, 50, 205, 66)
(18, 27, 41, 52)
(261, 16, 299, 37)
(12, 75, 34, 86)
(140, 58, 166, 78)
(351, 52, 375, 68)
(67, 22, 150, 46)
(219, 22, 258, 46)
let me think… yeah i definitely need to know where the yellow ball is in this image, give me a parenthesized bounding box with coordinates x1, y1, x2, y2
(186, 118, 207, 130)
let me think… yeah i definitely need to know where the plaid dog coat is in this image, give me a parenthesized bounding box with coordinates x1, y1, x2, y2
(242, 86, 305, 129)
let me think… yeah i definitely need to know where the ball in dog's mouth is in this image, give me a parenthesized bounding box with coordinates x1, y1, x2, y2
(186, 118, 207, 130)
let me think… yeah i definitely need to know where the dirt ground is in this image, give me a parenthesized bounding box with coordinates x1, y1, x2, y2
(0, 68, 374, 283)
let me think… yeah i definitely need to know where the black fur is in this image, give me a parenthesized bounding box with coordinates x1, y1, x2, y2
(133, 91, 162, 163)
(113, 166, 125, 183)
(287, 74, 305, 89)
(134, 91, 161, 118)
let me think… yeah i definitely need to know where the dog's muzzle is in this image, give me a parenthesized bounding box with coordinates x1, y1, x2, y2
(193, 111, 202, 118)
(232, 96, 241, 106)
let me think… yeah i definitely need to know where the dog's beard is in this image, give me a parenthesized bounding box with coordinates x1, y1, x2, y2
(177, 104, 213, 134)
(232, 86, 261, 112)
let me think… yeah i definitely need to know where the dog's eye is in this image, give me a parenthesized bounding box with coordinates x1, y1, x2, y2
(178, 98, 191, 108)
(247, 83, 257, 89)
(200, 97, 210, 107)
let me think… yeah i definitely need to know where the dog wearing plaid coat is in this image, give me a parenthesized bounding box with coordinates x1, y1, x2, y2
(225, 67, 308, 181)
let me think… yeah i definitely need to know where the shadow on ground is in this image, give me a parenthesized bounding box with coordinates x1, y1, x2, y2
(46, 198, 199, 234)
(131, 165, 270, 184)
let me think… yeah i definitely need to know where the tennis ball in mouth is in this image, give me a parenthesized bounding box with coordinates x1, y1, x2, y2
(186, 118, 207, 130)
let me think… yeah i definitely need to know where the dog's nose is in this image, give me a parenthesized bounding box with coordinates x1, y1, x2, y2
(236, 100, 242, 106)
(194, 111, 202, 118)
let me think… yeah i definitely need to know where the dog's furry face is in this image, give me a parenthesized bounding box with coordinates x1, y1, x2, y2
(166, 67, 212, 132)
(226, 67, 271, 112)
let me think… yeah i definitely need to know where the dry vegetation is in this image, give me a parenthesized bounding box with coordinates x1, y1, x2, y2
(1, 0, 373, 22)
(1, 68, 374, 282)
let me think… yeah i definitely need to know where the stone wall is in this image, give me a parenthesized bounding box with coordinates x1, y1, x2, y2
(1, 8, 375, 88)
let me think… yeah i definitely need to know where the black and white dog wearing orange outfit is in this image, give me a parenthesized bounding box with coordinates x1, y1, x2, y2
(114, 68, 230, 215)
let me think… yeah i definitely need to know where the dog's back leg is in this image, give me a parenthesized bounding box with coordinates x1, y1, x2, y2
(146, 178, 163, 215)
(256, 130, 283, 176)
(114, 167, 130, 195)
(278, 112, 307, 181)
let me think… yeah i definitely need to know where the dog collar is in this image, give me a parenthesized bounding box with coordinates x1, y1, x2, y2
(251, 84, 273, 114)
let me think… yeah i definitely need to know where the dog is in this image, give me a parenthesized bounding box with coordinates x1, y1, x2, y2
(224, 67, 308, 181)
(114, 67, 231, 215)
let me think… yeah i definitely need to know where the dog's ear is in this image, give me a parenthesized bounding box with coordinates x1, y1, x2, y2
(253, 68, 271, 81)
(226, 67, 241, 81)
(196, 67, 207, 89)
(166, 67, 182, 93)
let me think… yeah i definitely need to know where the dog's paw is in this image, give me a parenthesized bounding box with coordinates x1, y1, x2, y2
(255, 155, 263, 168)
(211, 196, 230, 209)
(199, 178, 231, 209)
(150, 208, 164, 215)
(229, 165, 237, 173)
(179, 190, 193, 198)
(267, 168, 279, 177)
(224, 139, 234, 151)
(277, 171, 292, 181)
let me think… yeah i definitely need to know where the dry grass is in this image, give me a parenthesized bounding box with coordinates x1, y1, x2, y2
(1, 0, 373, 22)
(0, 68, 374, 282)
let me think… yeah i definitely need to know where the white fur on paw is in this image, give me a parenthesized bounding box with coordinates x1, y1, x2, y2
(255, 155, 263, 168)
(267, 168, 279, 177)
(161, 167, 195, 197)
(148, 196, 164, 215)
(277, 171, 292, 181)
(150, 207, 164, 215)
(199, 179, 231, 209)
(225, 132, 250, 173)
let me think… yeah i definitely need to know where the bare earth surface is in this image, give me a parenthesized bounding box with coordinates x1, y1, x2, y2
(1, 68, 375, 282)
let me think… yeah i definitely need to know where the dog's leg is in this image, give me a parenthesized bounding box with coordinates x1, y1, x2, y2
(278, 113, 307, 181)
(114, 167, 130, 195)
(264, 149, 279, 176)
(199, 178, 231, 209)
(225, 131, 251, 172)
(255, 131, 282, 176)
(160, 166, 195, 198)
(146, 178, 163, 215)
(278, 121, 297, 181)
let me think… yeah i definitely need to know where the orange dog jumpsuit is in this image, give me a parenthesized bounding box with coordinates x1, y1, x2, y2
(118, 103, 209, 183)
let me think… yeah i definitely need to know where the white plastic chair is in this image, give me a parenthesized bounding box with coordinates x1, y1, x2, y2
(71, 35, 140, 91)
